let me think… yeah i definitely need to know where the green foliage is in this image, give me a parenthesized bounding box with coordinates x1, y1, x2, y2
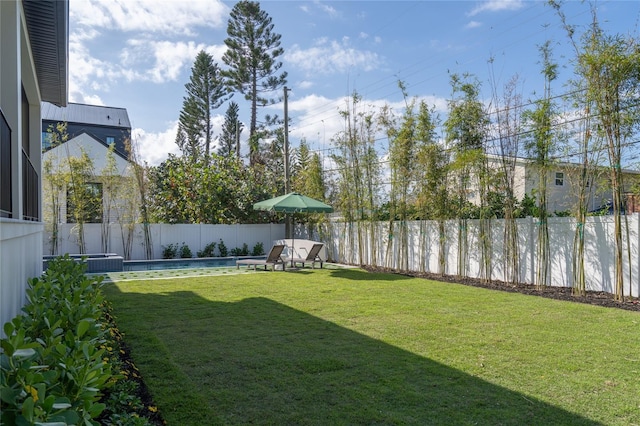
(179, 243, 193, 259)
(197, 242, 217, 258)
(251, 242, 265, 256)
(230, 244, 249, 256)
(218, 101, 243, 157)
(218, 239, 228, 257)
(222, 0, 287, 165)
(162, 243, 178, 259)
(176, 50, 229, 161)
(148, 154, 277, 224)
(514, 193, 539, 218)
(0, 255, 110, 425)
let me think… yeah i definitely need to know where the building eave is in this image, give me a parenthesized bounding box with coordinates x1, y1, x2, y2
(22, 0, 69, 107)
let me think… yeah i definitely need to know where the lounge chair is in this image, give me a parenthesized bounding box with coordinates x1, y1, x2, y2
(287, 243, 324, 269)
(236, 244, 286, 271)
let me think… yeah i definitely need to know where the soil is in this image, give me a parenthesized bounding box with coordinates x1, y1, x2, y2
(361, 265, 640, 312)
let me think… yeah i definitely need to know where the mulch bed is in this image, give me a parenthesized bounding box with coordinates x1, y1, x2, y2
(361, 265, 640, 312)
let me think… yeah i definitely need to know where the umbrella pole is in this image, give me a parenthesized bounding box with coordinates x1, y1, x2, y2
(291, 215, 295, 267)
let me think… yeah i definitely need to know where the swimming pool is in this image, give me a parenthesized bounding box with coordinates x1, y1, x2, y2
(123, 256, 265, 271)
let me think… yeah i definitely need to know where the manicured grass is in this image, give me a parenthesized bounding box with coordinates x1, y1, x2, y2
(104, 268, 640, 425)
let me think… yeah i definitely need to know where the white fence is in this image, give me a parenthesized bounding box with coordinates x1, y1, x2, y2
(301, 215, 640, 298)
(42, 215, 640, 298)
(44, 223, 285, 260)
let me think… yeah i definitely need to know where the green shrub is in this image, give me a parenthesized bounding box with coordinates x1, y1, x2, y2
(218, 239, 228, 257)
(197, 241, 216, 258)
(179, 243, 192, 259)
(0, 255, 110, 425)
(162, 243, 178, 259)
(251, 242, 265, 256)
(230, 243, 250, 257)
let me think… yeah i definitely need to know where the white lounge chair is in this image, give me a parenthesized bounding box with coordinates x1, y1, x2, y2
(287, 243, 324, 269)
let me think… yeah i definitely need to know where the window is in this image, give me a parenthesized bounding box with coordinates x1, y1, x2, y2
(1, 110, 12, 218)
(42, 131, 54, 151)
(67, 182, 103, 223)
(555, 172, 564, 186)
(106, 136, 115, 146)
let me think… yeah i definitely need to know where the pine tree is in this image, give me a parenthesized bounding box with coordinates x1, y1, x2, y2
(222, 0, 287, 166)
(176, 50, 229, 163)
(218, 101, 244, 158)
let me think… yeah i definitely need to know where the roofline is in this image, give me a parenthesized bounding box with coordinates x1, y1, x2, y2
(22, 0, 69, 106)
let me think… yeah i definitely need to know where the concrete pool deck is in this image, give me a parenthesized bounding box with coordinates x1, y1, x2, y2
(91, 263, 353, 283)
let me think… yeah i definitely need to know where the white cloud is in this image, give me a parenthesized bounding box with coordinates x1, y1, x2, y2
(298, 81, 315, 90)
(466, 20, 483, 29)
(132, 122, 181, 166)
(286, 38, 382, 76)
(468, 0, 525, 17)
(71, 0, 229, 36)
(122, 40, 225, 84)
(314, 1, 340, 18)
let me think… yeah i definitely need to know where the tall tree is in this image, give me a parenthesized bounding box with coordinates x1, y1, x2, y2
(524, 41, 559, 290)
(222, 0, 287, 166)
(488, 70, 524, 285)
(444, 73, 489, 279)
(176, 50, 229, 163)
(414, 101, 448, 275)
(554, 4, 640, 301)
(331, 92, 381, 266)
(379, 82, 421, 271)
(42, 122, 69, 255)
(218, 101, 244, 158)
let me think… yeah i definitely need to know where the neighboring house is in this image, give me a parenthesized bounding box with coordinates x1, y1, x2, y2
(41, 103, 133, 225)
(42, 102, 131, 157)
(1, 0, 69, 330)
(467, 155, 640, 214)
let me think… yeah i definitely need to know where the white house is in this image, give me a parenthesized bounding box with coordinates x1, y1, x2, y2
(41, 103, 133, 226)
(468, 155, 640, 214)
(1, 0, 68, 330)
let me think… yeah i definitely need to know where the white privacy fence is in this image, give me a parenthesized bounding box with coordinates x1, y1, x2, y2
(43, 215, 640, 297)
(44, 223, 285, 261)
(301, 215, 640, 298)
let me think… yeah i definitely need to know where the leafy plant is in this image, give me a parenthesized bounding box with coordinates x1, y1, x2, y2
(162, 243, 178, 259)
(197, 241, 217, 258)
(218, 239, 228, 257)
(251, 242, 265, 256)
(0, 255, 109, 425)
(179, 243, 192, 259)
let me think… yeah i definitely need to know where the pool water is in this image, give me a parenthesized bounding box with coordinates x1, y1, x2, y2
(123, 256, 264, 271)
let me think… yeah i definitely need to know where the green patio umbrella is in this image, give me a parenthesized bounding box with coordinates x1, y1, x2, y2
(254, 192, 333, 264)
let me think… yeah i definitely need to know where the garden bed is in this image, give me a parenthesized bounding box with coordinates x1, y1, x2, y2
(362, 265, 640, 311)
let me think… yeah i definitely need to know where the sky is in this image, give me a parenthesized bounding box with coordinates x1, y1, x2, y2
(67, 0, 640, 166)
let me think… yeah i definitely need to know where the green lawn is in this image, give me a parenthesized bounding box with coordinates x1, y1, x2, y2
(104, 268, 640, 425)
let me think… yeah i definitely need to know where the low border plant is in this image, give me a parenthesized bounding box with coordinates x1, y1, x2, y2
(0, 255, 160, 425)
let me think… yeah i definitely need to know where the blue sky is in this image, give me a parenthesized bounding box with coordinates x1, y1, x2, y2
(68, 0, 640, 166)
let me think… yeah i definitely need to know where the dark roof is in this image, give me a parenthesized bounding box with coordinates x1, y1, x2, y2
(22, 0, 69, 107)
(42, 102, 131, 129)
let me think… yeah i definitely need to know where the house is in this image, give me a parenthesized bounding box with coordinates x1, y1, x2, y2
(1, 0, 69, 331)
(41, 103, 133, 223)
(41, 103, 135, 254)
(42, 102, 131, 158)
(467, 155, 640, 214)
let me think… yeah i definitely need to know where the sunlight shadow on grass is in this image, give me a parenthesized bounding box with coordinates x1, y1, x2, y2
(106, 285, 601, 426)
